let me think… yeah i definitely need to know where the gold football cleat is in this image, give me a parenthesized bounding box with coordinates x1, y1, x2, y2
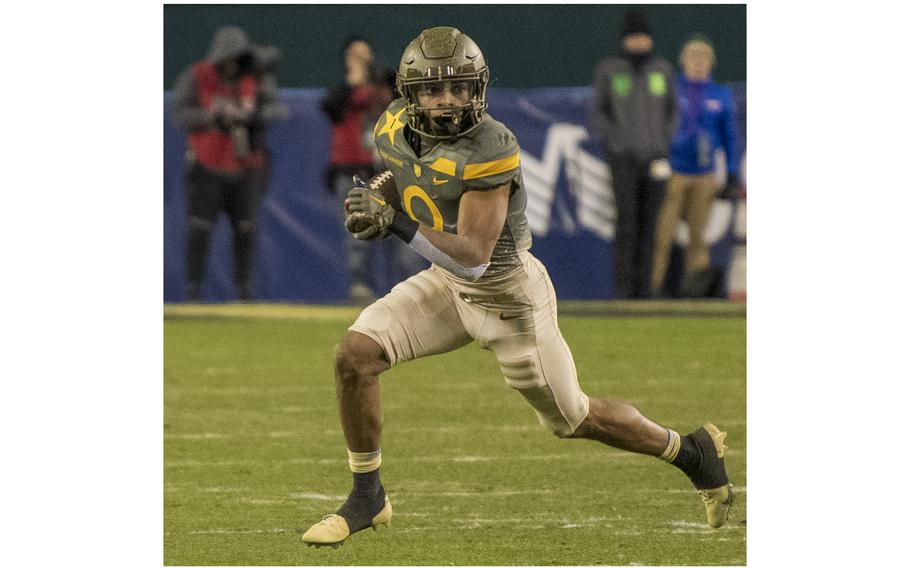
(699, 484, 735, 528)
(698, 423, 735, 528)
(302, 496, 392, 547)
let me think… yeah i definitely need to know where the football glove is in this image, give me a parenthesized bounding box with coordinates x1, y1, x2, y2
(345, 177, 395, 240)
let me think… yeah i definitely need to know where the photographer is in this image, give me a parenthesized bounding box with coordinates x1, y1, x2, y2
(320, 37, 423, 305)
(172, 26, 287, 301)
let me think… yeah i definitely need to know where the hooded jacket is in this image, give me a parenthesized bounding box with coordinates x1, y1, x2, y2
(172, 27, 286, 173)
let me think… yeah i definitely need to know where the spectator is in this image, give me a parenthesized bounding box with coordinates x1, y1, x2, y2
(172, 26, 288, 301)
(321, 36, 423, 305)
(650, 35, 740, 298)
(593, 10, 677, 299)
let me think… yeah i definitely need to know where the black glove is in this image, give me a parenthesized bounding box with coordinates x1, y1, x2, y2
(719, 172, 741, 200)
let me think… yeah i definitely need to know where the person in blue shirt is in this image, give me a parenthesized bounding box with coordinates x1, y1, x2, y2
(650, 35, 741, 297)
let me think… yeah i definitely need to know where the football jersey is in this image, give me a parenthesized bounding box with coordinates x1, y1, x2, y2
(372, 98, 531, 279)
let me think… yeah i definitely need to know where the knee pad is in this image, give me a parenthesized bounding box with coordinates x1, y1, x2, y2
(499, 355, 544, 390)
(499, 354, 589, 438)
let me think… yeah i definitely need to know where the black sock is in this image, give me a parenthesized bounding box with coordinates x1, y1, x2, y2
(336, 469, 386, 532)
(351, 469, 382, 495)
(671, 434, 702, 479)
(671, 430, 729, 489)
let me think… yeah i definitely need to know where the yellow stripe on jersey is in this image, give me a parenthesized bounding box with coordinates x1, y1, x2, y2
(429, 157, 457, 177)
(463, 152, 520, 180)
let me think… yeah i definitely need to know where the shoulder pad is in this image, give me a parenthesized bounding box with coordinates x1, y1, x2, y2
(462, 116, 521, 187)
(466, 117, 518, 159)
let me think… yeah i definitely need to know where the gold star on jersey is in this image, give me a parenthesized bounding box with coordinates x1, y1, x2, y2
(376, 108, 407, 145)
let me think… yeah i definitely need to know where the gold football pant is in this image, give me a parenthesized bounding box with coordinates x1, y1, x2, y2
(349, 252, 590, 437)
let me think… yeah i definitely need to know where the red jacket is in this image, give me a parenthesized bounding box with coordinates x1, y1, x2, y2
(329, 84, 391, 166)
(188, 62, 265, 172)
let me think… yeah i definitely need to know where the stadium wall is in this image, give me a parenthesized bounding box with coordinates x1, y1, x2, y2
(164, 4, 746, 89)
(163, 85, 746, 303)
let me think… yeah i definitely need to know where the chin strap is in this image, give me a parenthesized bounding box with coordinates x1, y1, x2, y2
(431, 114, 461, 138)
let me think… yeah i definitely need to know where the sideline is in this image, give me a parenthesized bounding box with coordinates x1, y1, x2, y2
(164, 300, 745, 321)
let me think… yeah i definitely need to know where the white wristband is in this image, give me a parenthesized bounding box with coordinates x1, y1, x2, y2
(409, 232, 489, 281)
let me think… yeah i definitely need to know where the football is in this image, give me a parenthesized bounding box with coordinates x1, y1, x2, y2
(344, 170, 400, 234)
(367, 169, 400, 211)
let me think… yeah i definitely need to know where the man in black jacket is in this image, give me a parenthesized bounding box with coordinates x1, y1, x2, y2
(592, 11, 678, 299)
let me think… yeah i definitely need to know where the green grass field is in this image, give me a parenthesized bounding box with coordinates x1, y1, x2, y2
(164, 303, 746, 565)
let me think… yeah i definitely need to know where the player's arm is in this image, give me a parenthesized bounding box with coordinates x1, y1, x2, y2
(348, 182, 509, 281)
(409, 183, 509, 269)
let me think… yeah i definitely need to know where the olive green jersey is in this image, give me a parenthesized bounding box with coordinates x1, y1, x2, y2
(372, 98, 531, 279)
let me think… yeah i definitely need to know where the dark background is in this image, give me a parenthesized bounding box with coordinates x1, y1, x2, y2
(164, 4, 746, 89)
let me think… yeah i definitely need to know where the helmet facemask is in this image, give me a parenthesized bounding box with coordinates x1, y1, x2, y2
(399, 69, 489, 140)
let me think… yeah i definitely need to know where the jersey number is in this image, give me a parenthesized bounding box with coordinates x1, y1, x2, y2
(403, 185, 444, 232)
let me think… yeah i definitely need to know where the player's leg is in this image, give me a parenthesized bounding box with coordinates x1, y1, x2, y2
(334, 331, 388, 453)
(305, 330, 391, 547)
(570, 397, 671, 453)
(574, 405, 734, 527)
(484, 253, 733, 527)
(303, 267, 473, 546)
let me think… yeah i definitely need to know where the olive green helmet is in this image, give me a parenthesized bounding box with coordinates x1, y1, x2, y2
(397, 27, 490, 139)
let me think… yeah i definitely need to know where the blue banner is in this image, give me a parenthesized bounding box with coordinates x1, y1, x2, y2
(164, 85, 746, 302)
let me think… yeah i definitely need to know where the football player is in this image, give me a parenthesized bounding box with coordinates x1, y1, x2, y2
(302, 27, 734, 548)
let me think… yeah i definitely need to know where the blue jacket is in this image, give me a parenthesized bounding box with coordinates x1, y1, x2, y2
(669, 74, 739, 176)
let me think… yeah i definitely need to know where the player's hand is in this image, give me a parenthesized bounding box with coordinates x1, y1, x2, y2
(345, 185, 395, 240)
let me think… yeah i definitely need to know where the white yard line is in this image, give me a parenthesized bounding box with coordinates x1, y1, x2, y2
(417, 489, 554, 497)
(165, 459, 251, 467)
(240, 498, 285, 505)
(182, 527, 295, 535)
(166, 385, 329, 395)
(164, 433, 229, 440)
(164, 484, 248, 493)
(634, 486, 747, 494)
(165, 514, 745, 538)
(289, 492, 347, 501)
(166, 453, 644, 467)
